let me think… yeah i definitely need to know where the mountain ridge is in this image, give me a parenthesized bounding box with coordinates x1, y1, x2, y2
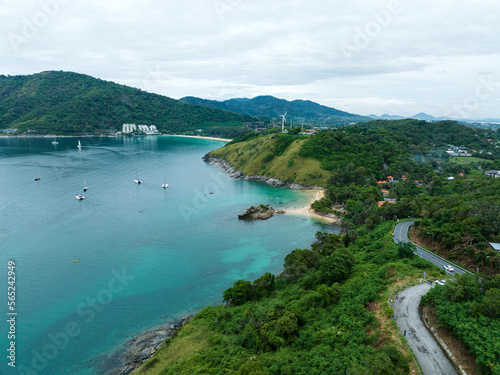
(180, 95, 372, 125)
(0, 71, 255, 135)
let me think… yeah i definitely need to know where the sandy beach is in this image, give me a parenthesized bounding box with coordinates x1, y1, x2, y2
(165, 134, 232, 142)
(285, 188, 340, 224)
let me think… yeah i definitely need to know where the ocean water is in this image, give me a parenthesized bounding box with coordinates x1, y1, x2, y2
(0, 136, 338, 375)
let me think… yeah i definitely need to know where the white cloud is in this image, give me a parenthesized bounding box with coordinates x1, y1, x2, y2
(1, 0, 499, 118)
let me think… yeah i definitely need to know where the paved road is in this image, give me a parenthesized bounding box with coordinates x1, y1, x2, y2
(393, 221, 471, 276)
(393, 284, 458, 375)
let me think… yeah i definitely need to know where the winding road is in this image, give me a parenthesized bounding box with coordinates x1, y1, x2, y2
(392, 221, 460, 375)
(394, 221, 471, 276)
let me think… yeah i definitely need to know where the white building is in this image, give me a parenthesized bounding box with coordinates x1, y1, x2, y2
(122, 124, 159, 135)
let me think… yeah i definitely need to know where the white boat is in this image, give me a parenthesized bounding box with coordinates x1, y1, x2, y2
(162, 183, 169, 188)
(51, 136, 59, 145)
(134, 173, 142, 184)
(77, 140, 82, 148)
(76, 194, 85, 200)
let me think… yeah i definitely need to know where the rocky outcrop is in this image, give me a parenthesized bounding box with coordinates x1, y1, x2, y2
(238, 205, 284, 221)
(107, 314, 193, 375)
(202, 153, 304, 190)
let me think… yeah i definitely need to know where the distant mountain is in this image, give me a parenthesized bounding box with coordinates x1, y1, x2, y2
(0, 71, 255, 134)
(180, 95, 371, 124)
(368, 114, 406, 120)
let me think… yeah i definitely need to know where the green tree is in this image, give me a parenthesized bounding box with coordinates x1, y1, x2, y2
(223, 280, 252, 306)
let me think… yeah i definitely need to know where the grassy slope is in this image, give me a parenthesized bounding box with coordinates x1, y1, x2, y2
(209, 134, 329, 187)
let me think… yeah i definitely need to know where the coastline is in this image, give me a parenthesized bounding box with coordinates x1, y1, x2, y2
(0, 134, 233, 141)
(285, 189, 340, 224)
(202, 154, 340, 224)
(165, 134, 232, 142)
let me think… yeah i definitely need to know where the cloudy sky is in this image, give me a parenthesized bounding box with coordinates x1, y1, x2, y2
(1, 0, 500, 118)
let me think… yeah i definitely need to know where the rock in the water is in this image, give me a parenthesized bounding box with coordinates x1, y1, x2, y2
(238, 205, 276, 221)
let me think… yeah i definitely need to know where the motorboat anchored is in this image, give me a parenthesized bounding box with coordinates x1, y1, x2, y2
(76, 194, 85, 200)
(134, 172, 142, 184)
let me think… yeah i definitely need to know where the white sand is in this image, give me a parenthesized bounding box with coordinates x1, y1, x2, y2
(285, 189, 340, 224)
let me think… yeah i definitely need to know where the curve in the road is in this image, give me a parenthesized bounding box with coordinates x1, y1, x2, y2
(393, 284, 458, 375)
(392, 221, 462, 375)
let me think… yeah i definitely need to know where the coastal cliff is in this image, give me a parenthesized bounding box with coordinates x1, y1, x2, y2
(202, 153, 304, 189)
(204, 134, 329, 187)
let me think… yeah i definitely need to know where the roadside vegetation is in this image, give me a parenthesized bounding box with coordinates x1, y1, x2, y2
(136, 224, 440, 374)
(422, 274, 500, 374)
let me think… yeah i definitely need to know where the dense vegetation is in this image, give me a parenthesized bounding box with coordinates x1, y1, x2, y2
(299, 119, 499, 177)
(136, 224, 441, 374)
(0, 71, 255, 136)
(214, 119, 500, 271)
(180, 95, 371, 125)
(135, 118, 500, 374)
(422, 274, 500, 374)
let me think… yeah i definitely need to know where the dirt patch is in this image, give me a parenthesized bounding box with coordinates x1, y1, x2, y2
(424, 305, 484, 375)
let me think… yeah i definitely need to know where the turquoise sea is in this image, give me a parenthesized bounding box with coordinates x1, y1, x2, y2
(0, 136, 338, 374)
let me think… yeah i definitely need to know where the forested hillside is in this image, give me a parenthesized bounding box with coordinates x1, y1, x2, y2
(180, 95, 371, 124)
(136, 224, 440, 375)
(210, 120, 500, 272)
(133, 118, 500, 374)
(0, 71, 255, 135)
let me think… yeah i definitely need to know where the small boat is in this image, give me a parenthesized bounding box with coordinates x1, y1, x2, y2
(73, 260, 80, 263)
(83, 179, 87, 192)
(51, 136, 59, 145)
(77, 140, 82, 148)
(76, 194, 85, 200)
(134, 172, 142, 184)
(34, 176, 40, 181)
(162, 183, 169, 188)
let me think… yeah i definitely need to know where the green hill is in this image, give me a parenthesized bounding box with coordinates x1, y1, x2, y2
(208, 119, 500, 188)
(209, 133, 329, 187)
(180, 95, 372, 125)
(133, 119, 500, 375)
(0, 71, 255, 135)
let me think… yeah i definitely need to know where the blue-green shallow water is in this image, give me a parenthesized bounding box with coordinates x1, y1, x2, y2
(0, 136, 338, 375)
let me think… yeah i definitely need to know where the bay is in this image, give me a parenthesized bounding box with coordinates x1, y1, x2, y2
(0, 136, 338, 374)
